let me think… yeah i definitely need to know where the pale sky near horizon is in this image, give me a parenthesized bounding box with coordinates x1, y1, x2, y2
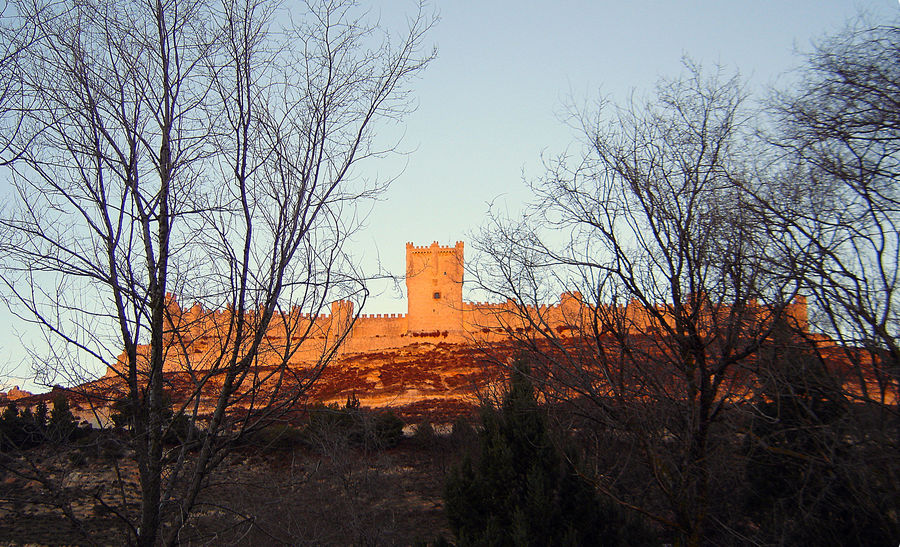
(2, 0, 899, 392)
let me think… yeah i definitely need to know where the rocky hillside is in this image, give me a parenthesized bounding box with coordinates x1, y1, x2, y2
(30, 341, 513, 427)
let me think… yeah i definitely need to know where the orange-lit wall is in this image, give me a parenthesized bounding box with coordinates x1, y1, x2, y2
(105, 242, 813, 376)
(406, 241, 464, 333)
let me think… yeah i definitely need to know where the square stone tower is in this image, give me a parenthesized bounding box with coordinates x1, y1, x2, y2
(406, 241, 464, 333)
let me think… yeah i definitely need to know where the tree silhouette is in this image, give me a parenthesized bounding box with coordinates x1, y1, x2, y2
(0, 0, 434, 543)
(445, 361, 651, 546)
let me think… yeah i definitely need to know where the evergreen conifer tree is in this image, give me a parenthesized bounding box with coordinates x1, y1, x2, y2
(445, 360, 654, 546)
(47, 395, 77, 443)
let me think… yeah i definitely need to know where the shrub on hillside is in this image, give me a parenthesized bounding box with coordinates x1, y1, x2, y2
(245, 423, 306, 451)
(743, 337, 899, 546)
(444, 361, 655, 546)
(110, 393, 200, 446)
(372, 410, 405, 448)
(0, 396, 83, 451)
(412, 420, 436, 447)
(303, 395, 405, 451)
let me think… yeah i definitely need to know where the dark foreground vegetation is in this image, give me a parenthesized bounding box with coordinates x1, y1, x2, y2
(0, 401, 449, 545)
(463, 14, 900, 547)
(1, 363, 896, 546)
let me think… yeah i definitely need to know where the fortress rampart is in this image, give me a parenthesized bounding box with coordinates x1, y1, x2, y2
(106, 241, 810, 376)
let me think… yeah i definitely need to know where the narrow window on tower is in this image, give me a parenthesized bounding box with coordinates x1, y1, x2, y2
(433, 292, 441, 299)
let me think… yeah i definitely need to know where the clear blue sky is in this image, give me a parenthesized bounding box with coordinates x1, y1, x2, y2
(357, 0, 900, 311)
(2, 0, 898, 391)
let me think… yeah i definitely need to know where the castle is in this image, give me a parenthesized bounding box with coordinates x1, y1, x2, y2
(106, 241, 810, 376)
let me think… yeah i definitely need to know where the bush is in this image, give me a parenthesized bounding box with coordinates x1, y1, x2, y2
(47, 395, 78, 443)
(110, 392, 200, 446)
(448, 416, 477, 450)
(247, 423, 305, 451)
(444, 361, 654, 547)
(0, 396, 82, 451)
(412, 420, 436, 447)
(68, 450, 88, 467)
(163, 412, 201, 446)
(372, 411, 404, 448)
(303, 397, 405, 451)
(743, 336, 899, 546)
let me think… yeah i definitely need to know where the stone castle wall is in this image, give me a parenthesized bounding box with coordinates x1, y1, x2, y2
(105, 241, 810, 376)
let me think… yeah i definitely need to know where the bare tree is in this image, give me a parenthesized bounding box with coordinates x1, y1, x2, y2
(0, 2, 37, 165)
(734, 20, 900, 544)
(472, 65, 798, 546)
(0, 0, 433, 543)
(763, 20, 900, 408)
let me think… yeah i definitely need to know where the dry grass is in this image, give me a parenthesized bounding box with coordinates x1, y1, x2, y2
(0, 432, 460, 546)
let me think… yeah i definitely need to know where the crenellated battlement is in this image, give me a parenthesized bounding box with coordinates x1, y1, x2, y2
(109, 241, 812, 377)
(406, 240, 464, 253)
(357, 312, 406, 320)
